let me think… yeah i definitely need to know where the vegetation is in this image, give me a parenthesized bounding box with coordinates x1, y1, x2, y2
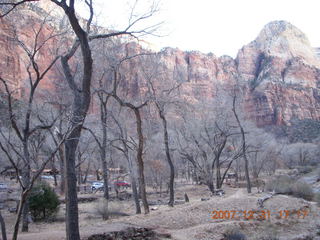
(314, 192, 320, 207)
(0, 1, 319, 240)
(254, 223, 279, 240)
(29, 182, 60, 221)
(223, 227, 247, 240)
(291, 180, 314, 200)
(94, 198, 124, 220)
(265, 175, 294, 194)
(266, 177, 314, 201)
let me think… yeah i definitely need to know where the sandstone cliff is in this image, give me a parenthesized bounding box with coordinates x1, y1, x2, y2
(0, 3, 319, 128)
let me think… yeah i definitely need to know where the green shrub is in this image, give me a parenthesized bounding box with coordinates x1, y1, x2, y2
(291, 180, 314, 201)
(223, 227, 246, 240)
(29, 181, 60, 221)
(265, 175, 294, 194)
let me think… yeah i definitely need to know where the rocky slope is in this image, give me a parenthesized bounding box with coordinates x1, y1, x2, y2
(0, 3, 319, 128)
(152, 20, 320, 127)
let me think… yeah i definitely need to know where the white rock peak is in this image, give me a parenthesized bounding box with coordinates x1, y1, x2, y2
(254, 20, 319, 67)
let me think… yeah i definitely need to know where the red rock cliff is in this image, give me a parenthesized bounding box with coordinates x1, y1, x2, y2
(1, 4, 319, 127)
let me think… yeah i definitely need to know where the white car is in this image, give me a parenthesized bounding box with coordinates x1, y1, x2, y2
(91, 182, 104, 191)
(0, 183, 8, 190)
(41, 175, 54, 180)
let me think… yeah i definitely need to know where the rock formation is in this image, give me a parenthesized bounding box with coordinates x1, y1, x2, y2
(0, 3, 319, 128)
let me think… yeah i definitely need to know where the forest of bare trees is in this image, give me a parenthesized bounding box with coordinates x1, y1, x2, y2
(0, 1, 319, 240)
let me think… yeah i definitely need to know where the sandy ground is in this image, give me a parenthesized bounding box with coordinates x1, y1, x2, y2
(3, 183, 320, 240)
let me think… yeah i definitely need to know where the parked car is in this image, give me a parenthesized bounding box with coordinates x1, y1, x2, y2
(114, 181, 131, 188)
(91, 182, 104, 191)
(41, 175, 54, 180)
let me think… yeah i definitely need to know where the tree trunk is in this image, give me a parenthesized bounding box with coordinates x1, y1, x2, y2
(101, 151, 109, 199)
(59, 7, 93, 238)
(0, 210, 7, 240)
(232, 95, 251, 193)
(207, 181, 215, 194)
(82, 161, 90, 184)
(133, 109, 149, 214)
(127, 153, 141, 214)
(100, 103, 109, 199)
(64, 131, 81, 240)
(216, 158, 221, 189)
(57, 133, 65, 195)
(159, 113, 175, 207)
(21, 142, 30, 232)
(12, 191, 28, 240)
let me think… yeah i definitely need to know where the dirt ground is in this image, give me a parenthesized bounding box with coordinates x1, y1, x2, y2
(3, 182, 320, 240)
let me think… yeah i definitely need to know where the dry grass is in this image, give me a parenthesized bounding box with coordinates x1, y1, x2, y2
(3, 182, 320, 240)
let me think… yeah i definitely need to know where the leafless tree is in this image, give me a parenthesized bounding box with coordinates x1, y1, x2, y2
(109, 110, 141, 214)
(231, 87, 252, 193)
(0, 13, 66, 239)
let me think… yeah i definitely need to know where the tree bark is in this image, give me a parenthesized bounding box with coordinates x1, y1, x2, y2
(232, 95, 251, 193)
(216, 158, 221, 189)
(101, 149, 109, 199)
(64, 130, 81, 240)
(127, 153, 141, 214)
(133, 108, 149, 214)
(56, 3, 93, 239)
(21, 142, 30, 232)
(100, 96, 109, 200)
(159, 111, 175, 207)
(12, 191, 28, 240)
(0, 210, 7, 240)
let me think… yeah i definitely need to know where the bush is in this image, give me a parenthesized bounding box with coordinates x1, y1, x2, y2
(291, 181, 314, 201)
(314, 193, 320, 207)
(265, 175, 294, 194)
(297, 166, 313, 174)
(95, 198, 109, 220)
(255, 223, 279, 240)
(223, 227, 246, 240)
(94, 198, 123, 220)
(29, 181, 60, 221)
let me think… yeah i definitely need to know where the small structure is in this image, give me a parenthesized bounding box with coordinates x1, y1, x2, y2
(225, 172, 237, 186)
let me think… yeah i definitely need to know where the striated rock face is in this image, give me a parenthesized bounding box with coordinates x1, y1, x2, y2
(236, 21, 320, 126)
(152, 21, 320, 126)
(0, 4, 319, 128)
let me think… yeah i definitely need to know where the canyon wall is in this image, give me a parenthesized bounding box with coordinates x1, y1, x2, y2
(1, 3, 319, 128)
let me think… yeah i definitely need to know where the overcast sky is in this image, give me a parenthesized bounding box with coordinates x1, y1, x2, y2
(87, 0, 320, 57)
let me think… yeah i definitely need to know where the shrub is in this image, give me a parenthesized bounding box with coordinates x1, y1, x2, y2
(29, 181, 60, 221)
(297, 166, 313, 174)
(256, 223, 279, 240)
(94, 199, 123, 220)
(314, 193, 320, 207)
(265, 175, 294, 194)
(223, 227, 246, 240)
(95, 198, 109, 220)
(291, 180, 314, 201)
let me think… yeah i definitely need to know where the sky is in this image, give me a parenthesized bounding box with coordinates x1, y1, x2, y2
(84, 0, 320, 58)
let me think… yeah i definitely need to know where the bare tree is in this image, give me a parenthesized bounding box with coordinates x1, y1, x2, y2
(1, 0, 162, 237)
(0, 210, 7, 240)
(110, 111, 141, 214)
(231, 89, 251, 193)
(0, 14, 64, 239)
(144, 87, 174, 205)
